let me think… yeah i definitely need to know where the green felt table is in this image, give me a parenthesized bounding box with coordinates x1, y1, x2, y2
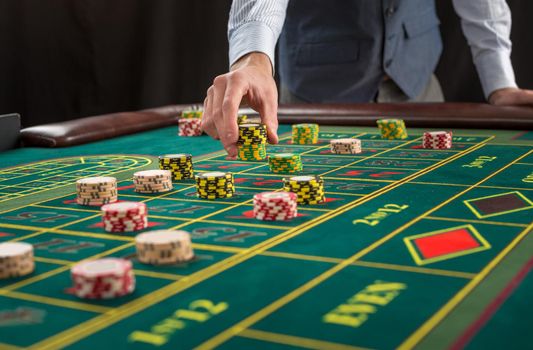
(0, 124, 532, 350)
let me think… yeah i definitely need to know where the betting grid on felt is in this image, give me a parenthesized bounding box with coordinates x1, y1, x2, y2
(0, 128, 531, 350)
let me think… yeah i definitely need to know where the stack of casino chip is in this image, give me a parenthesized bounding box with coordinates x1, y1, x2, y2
(237, 114, 248, 124)
(237, 123, 267, 161)
(0, 242, 34, 279)
(268, 153, 303, 173)
(158, 154, 194, 180)
(253, 192, 298, 221)
(195, 171, 234, 199)
(292, 123, 319, 144)
(71, 258, 135, 299)
(178, 118, 203, 137)
(283, 175, 325, 205)
(133, 170, 173, 193)
(101, 202, 148, 233)
(330, 138, 362, 154)
(135, 230, 194, 265)
(376, 119, 408, 140)
(76, 177, 117, 206)
(423, 131, 453, 149)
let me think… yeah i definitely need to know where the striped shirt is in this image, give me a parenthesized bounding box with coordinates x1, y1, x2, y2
(228, 0, 516, 98)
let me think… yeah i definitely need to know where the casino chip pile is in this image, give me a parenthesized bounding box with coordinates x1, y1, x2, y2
(423, 131, 453, 149)
(330, 138, 362, 154)
(237, 123, 267, 161)
(283, 175, 325, 205)
(76, 177, 117, 206)
(71, 258, 135, 299)
(195, 171, 234, 199)
(101, 202, 148, 233)
(179, 108, 203, 137)
(133, 170, 173, 193)
(136, 230, 194, 265)
(0, 242, 34, 279)
(159, 154, 194, 180)
(292, 123, 319, 144)
(268, 153, 303, 173)
(237, 114, 248, 124)
(253, 192, 298, 221)
(376, 119, 408, 140)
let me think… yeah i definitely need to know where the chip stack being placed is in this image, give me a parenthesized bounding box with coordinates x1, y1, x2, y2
(133, 170, 173, 193)
(237, 123, 267, 161)
(268, 153, 303, 173)
(195, 171, 234, 199)
(136, 230, 194, 265)
(76, 177, 117, 206)
(101, 202, 148, 233)
(423, 131, 453, 149)
(237, 114, 248, 124)
(159, 154, 194, 180)
(253, 192, 298, 221)
(283, 175, 325, 205)
(0, 242, 34, 279)
(71, 258, 135, 299)
(330, 138, 362, 154)
(376, 119, 408, 140)
(292, 123, 319, 144)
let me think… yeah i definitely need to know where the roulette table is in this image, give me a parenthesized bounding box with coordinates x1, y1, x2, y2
(0, 103, 532, 349)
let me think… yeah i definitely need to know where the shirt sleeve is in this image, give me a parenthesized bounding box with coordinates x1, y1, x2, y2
(228, 0, 289, 70)
(452, 0, 517, 99)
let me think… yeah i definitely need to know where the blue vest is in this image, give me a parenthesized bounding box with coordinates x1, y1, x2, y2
(279, 0, 442, 102)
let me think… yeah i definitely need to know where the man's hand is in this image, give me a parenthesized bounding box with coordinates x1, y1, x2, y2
(201, 52, 279, 160)
(489, 87, 533, 107)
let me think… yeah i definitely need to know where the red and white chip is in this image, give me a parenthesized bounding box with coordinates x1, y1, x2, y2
(253, 191, 298, 221)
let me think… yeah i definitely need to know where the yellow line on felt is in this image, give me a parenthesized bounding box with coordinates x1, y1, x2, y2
(261, 251, 475, 279)
(425, 215, 528, 228)
(239, 328, 369, 350)
(24, 136, 487, 349)
(0, 290, 110, 314)
(398, 219, 533, 349)
(0, 342, 23, 350)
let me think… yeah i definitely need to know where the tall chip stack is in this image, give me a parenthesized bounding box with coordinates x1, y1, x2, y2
(268, 153, 303, 173)
(159, 154, 194, 180)
(76, 177, 117, 206)
(283, 175, 325, 205)
(423, 131, 453, 149)
(178, 107, 203, 137)
(376, 119, 408, 140)
(135, 230, 194, 265)
(133, 170, 173, 193)
(101, 202, 148, 233)
(253, 192, 298, 221)
(237, 123, 267, 161)
(292, 123, 319, 144)
(70, 258, 135, 299)
(330, 138, 362, 154)
(0, 242, 34, 279)
(195, 171, 234, 199)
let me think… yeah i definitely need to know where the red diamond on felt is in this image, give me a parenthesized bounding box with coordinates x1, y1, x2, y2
(413, 228, 480, 259)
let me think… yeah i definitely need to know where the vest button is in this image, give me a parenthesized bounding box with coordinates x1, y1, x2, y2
(385, 7, 396, 17)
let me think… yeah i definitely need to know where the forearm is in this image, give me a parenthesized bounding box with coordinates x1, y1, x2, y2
(228, 0, 289, 70)
(452, 0, 517, 99)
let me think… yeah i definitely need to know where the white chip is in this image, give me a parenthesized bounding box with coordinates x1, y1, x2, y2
(0, 242, 33, 257)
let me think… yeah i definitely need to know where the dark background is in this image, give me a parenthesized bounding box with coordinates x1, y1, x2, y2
(0, 0, 532, 127)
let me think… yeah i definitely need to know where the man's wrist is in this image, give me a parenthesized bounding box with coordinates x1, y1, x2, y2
(230, 52, 273, 76)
